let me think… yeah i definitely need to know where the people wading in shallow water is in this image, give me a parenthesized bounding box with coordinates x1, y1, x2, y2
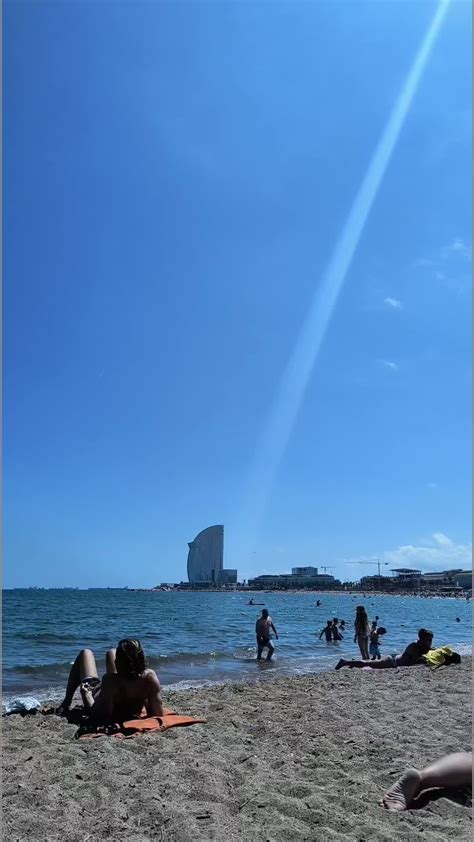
(255, 609, 278, 661)
(354, 605, 370, 659)
(57, 639, 163, 724)
(383, 752, 472, 811)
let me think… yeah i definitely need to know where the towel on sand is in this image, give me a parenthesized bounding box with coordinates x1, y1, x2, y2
(77, 708, 207, 740)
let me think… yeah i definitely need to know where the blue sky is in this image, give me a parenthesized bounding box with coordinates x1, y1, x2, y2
(4, 0, 471, 588)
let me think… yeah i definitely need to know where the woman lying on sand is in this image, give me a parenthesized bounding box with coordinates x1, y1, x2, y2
(383, 752, 472, 811)
(56, 639, 163, 724)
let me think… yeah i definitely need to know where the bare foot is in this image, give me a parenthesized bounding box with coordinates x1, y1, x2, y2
(383, 769, 422, 811)
(335, 659, 346, 670)
(56, 702, 70, 717)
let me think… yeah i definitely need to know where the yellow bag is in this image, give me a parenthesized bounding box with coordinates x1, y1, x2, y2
(423, 646, 453, 667)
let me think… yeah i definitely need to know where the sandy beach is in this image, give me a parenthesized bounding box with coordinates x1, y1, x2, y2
(3, 658, 471, 841)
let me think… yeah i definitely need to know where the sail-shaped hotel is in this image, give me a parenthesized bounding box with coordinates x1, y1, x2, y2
(187, 525, 237, 585)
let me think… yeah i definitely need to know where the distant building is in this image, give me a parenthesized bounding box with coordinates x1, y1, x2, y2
(390, 568, 422, 584)
(187, 525, 237, 585)
(292, 566, 318, 576)
(454, 571, 472, 589)
(360, 575, 394, 590)
(360, 568, 472, 592)
(248, 571, 339, 590)
(421, 569, 470, 591)
(215, 568, 238, 585)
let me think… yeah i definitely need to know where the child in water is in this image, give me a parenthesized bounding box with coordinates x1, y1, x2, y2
(369, 626, 386, 660)
(319, 620, 333, 642)
(331, 618, 343, 641)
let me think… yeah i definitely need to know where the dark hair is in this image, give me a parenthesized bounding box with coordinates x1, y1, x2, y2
(262, 609, 269, 617)
(378, 627, 387, 635)
(418, 628, 433, 639)
(115, 639, 147, 678)
(355, 606, 369, 632)
(445, 652, 461, 665)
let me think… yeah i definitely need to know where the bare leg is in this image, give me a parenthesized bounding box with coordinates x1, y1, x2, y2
(106, 648, 117, 674)
(383, 753, 472, 811)
(357, 636, 370, 659)
(335, 657, 395, 670)
(57, 649, 99, 713)
(266, 642, 275, 661)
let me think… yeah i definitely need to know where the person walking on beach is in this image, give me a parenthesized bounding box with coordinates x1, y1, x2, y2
(354, 605, 370, 659)
(319, 620, 334, 642)
(256, 609, 278, 661)
(57, 639, 164, 724)
(369, 626, 386, 659)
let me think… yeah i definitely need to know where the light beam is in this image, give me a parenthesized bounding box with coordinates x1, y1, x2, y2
(242, 0, 451, 548)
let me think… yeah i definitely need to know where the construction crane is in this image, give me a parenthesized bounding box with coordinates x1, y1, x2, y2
(347, 559, 389, 577)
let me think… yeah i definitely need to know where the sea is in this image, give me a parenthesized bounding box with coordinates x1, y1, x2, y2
(2, 588, 472, 711)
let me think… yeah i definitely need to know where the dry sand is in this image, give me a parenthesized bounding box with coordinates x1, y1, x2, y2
(3, 659, 471, 841)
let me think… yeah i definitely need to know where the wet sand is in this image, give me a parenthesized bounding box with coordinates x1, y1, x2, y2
(3, 658, 471, 841)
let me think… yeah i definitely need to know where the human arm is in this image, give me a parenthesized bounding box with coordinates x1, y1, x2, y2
(144, 670, 164, 717)
(271, 622, 278, 639)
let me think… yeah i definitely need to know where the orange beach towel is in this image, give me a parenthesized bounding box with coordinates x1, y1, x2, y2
(77, 708, 207, 740)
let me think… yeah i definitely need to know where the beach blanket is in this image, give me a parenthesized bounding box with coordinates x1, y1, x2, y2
(77, 707, 206, 740)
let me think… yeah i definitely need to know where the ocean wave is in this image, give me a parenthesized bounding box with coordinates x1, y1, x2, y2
(3, 662, 76, 676)
(3, 649, 233, 677)
(147, 651, 229, 666)
(9, 632, 80, 643)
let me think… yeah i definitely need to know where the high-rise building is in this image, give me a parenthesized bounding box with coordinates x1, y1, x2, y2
(187, 525, 237, 585)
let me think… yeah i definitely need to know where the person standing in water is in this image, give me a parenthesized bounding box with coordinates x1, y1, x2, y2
(354, 605, 370, 659)
(369, 626, 386, 659)
(255, 609, 278, 661)
(319, 620, 333, 642)
(331, 618, 343, 641)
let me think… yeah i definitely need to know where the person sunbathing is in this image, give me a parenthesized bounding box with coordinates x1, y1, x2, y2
(383, 752, 472, 811)
(335, 628, 435, 670)
(56, 639, 163, 723)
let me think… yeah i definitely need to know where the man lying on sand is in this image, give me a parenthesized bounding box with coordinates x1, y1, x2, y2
(57, 639, 163, 724)
(335, 628, 436, 670)
(383, 752, 472, 811)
